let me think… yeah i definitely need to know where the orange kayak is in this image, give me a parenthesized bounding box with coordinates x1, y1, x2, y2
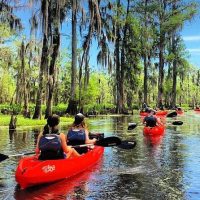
(15, 146, 104, 189)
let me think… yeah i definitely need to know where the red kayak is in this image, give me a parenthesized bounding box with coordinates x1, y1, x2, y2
(143, 125, 165, 136)
(140, 111, 168, 117)
(15, 146, 104, 189)
(155, 111, 168, 116)
(194, 109, 200, 112)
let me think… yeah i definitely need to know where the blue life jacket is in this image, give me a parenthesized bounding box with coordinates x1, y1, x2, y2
(144, 115, 157, 127)
(67, 129, 87, 154)
(39, 133, 64, 160)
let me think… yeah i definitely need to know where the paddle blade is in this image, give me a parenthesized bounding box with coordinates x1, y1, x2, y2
(118, 140, 137, 149)
(128, 123, 137, 130)
(167, 111, 177, 118)
(0, 153, 9, 162)
(96, 136, 122, 147)
(172, 121, 183, 125)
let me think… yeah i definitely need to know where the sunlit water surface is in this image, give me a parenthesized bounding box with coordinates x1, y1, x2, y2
(0, 112, 200, 200)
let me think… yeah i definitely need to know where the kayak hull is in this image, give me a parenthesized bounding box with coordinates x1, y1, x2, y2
(143, 126, 165, 136)
(15, 146, 104, 189)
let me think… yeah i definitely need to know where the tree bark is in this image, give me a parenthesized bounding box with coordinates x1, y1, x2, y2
(21, 41, 30, 118)
(143, 0, 149, 105)
(171, 35, 178, 108)
(157, 34, 165, 109)
(115, 0, 122, 114)
(33, 0, 49, 119)
(171, 1, 178, 108)
(71, 0, 77, 99)
(67, 0, 78, 115)
(45, 1, 61, 118)
(143, 55, 148, 104)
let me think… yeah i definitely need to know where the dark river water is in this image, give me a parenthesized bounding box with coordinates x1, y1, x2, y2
(0, 112, 200, 200)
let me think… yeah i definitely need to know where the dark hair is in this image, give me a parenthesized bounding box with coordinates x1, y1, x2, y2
(43, 115, 60, 135)
(74, 113, 85, 125)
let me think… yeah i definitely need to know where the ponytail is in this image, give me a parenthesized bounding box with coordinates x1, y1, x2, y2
(43, 115, 60, 135)
(43, 124, 49, 135)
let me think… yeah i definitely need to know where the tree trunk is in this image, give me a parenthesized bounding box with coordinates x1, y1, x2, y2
(157, 0, 167, 109)
(21, 41, 30, 118)
(15, 69, 22, 105)
(143, 0, 149, 105)
(33, 0, 49, 119)
(45, 2, 60, 118)
(143, 55, 148, 104)
(171, 1, 178, 108)
(157, 38, 164, 109)
(171, 35, 178, 108)
(115, 0, 122, 114)
(45, 31, 60, 118)
(67, 0, 78, 115)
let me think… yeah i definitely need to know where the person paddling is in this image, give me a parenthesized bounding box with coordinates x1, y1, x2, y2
(35, 115, 80, 160)
(143, 109, 163, 127)
(67, 113, 97, 154)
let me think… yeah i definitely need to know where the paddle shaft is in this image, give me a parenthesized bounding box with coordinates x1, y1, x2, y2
(8, 152, 35, 157)
(129, 121, 183, 128)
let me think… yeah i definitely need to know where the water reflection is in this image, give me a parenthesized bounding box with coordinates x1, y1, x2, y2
(9, 130, 16, 143)
(0, 113, 200, 199)
(14, 168, 95, 200)
(144, 135, 164, 146)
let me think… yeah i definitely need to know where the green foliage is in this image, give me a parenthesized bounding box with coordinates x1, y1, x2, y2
(52, 104, 67, 115)
(0, 23, 13, 43)
(80, 72, 114, 112)
(0, 114, 74, 127)
(179, 104, 190, 110)
(0, 71, 15, 103)
(132, 104, 139, 110)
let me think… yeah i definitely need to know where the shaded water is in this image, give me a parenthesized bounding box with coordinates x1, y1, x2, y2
(0, 112, 200, 199)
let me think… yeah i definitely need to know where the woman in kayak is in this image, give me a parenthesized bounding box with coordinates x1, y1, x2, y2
(67, 113, 97, 154)
(143, 109, 163, 127)
(35, 115, 80, 160)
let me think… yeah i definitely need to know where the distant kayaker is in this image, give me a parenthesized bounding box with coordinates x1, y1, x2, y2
(141, 103, 150, 112)
(143, 109, 163, 127)
(67, 113, 97, 154)
(35, 115, 80, 160)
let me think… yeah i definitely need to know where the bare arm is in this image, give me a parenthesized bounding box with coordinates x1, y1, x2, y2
(60, 133, 80, 158)
(35, 132, 43, 154)
(85, 129, 97, 144)
(60, 133, 71, 154)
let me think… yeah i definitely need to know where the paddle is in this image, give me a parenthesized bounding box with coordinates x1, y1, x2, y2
(0, 137, 137, 162)
(171, 121, 183, 125)
(128, 123, 137, 130)
(128, 120, 183, 130)
(72, 136, 137, 149)
(0, 152, 35, 162)
(167, 111, 177, 118)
